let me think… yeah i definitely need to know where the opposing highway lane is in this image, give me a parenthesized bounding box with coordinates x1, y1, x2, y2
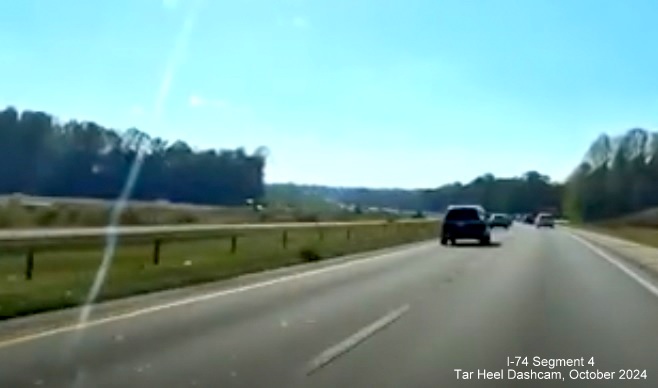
(0, 226, 657, 387)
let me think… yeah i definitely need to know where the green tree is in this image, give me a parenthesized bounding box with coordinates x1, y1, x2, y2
(0, 106, 267, 205)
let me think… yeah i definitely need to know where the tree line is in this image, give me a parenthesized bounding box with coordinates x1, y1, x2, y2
(421, 171, 563, 215)
(0, 107, 267, 205)
(5, 105, 654, 223)
(277, 172, 564, 216)
(563, 143, 658, 222)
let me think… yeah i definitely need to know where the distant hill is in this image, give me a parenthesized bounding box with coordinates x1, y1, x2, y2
(265, 184, 343, 212)
(266, 184, 422, 213)
(268, 171, 563, 216)
(421, 172, 562, 215)
(564, 128, 658, 221)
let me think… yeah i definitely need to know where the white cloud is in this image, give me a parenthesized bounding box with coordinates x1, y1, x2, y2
(292, 16, 310, 29)
(188, 94, 228, 109)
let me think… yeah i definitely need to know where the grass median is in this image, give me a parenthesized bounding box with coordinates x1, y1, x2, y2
(0, 221, 439, 320)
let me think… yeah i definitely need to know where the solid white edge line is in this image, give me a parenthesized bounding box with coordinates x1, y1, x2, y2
(306, 304, 410, 375)
(569, 233, 658, 298)
(0, 243, 431, 349)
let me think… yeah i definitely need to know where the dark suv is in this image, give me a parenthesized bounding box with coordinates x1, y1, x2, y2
(441, 205, 491, 245)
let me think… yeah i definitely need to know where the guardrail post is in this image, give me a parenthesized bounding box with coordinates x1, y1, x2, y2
(346, 229, 351, 241)
(318, 229, 324, 242)
(153, 239, 161, 265)
(282, 230, 288, 249)
(230, 235, 237, 254)
(25, 249, 34, 280)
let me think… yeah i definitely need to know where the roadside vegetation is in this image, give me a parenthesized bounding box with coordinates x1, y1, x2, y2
(0, 195, 407, 229)
(585, 225, 658, 249)
(578, 207, 658, 249)
(0, 221, 438, 319)
(563, 129, 658, 222)
(273, 173, 564, 217)
(0, 107, 266, 206)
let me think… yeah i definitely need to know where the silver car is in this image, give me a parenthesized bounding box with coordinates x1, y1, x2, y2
(535, 213, 555, 228)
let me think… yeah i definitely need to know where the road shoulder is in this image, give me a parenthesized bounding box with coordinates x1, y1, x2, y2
(567, 227, 658, 281)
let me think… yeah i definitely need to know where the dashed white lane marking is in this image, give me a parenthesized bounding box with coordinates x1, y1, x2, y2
(306, 304, 410, 375)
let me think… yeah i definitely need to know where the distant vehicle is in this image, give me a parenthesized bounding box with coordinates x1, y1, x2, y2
(441, 205, 491, 246)
(535, 213, 555, 228)
(523, 214, 535, 224)
(489, 213, 512, 229)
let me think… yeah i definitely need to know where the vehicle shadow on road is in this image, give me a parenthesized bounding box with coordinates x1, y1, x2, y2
(450, 241, 502, 248)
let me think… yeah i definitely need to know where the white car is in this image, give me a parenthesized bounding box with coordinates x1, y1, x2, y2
(535, 213, 555, 228)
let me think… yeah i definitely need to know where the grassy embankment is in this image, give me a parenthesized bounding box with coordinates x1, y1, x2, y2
(579, 208, 658, 248)
(0, 220, 439, 320)
(0, 200, 253, 227)
(0, 195, 405, 228)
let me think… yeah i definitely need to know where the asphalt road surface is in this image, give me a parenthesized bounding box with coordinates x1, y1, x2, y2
(1, 225, 657, 387)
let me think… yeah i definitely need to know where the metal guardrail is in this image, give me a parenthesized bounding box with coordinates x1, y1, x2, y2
(0, 219, 437, 245)
(0, 219, 440, 280)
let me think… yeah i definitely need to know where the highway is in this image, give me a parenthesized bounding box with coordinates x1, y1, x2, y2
(0, 225, 657, 387)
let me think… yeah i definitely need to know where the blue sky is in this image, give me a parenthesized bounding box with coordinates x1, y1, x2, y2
(2, 0, 658, 188)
